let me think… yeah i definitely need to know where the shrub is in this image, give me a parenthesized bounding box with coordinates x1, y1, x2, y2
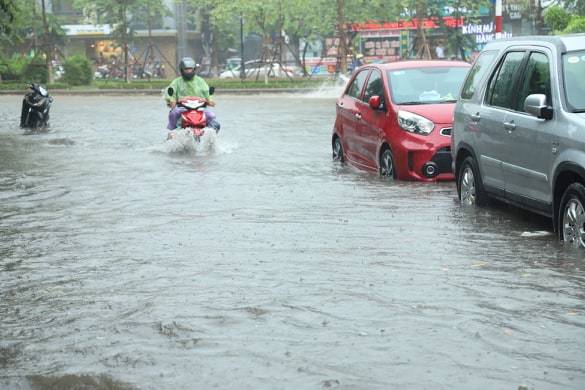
(22, 56, 48, 84)
(63, 55, 92, 86)
(564, 16, 585, 33)
(544, 6, 571, 33)
(0, 55, 31, 81)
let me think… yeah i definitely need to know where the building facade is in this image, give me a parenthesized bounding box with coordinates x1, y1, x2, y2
(52, 0, 201, 79)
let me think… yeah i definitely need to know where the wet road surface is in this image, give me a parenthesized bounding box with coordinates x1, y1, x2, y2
(1, 93, 584, 390)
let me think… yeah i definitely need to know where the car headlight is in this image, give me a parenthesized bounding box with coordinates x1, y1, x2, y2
(397, 110, 435, 135)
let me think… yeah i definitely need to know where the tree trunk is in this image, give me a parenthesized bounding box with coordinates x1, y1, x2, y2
(415, 0, 431, 59)
(124, 43, 129, 83)
(211, 22, 219, 77)
(121, 2, 130, 83)
(301, 38, 309, 77)
(336, 0, 348, 73)
(41, 0, 54, 84)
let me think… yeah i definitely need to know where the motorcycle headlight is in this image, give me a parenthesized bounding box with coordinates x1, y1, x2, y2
(397, 110, 435, 135)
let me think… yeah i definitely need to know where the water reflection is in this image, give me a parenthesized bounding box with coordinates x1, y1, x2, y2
(0, 95, 584, 390)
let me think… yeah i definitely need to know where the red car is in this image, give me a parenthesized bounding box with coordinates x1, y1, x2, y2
(332, 60, 471, 181)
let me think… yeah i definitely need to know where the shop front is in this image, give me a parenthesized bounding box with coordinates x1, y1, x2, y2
(61, 24, 188, 79)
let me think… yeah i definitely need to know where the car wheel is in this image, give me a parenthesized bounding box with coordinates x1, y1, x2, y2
(559, 182, 585, 249)
(332, 137, 344, 162)
(379, 148, 395, 180)
(458, 156, 487, 207)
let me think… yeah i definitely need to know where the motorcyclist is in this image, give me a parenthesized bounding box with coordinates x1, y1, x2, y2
(20, 83, 52, 129)
(165, 57, 220, 131)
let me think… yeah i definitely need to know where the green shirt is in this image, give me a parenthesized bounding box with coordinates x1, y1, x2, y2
(165, 76, 213, 104)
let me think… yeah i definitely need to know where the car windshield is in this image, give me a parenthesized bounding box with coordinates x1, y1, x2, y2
(387, 66, 469, 104)
(563, 50, 585, 112)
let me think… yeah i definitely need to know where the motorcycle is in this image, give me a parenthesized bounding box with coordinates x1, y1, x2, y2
(20, 83, 53, 130)
(166, 86, 219, 148)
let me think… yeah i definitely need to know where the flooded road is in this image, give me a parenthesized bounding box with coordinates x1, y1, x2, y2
(1, 93, 584, 390)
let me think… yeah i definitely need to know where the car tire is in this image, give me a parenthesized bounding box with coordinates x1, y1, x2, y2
(458, 156, 488, 207)
(332, 136, 344, 162)
(559, 182, 585, 249)
(379, 148, 396, 180)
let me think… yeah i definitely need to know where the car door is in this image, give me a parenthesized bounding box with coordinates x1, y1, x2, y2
(501, 49, 557, 209)
(336, 69, 371, 164)
(358, 69, 388, 169)
(478, 50, 528, 194)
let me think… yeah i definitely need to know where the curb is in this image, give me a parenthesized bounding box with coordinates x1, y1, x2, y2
(0, 88, 318, 96)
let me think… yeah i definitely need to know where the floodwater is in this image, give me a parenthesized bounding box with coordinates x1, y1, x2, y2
(0, 92, 584, 390)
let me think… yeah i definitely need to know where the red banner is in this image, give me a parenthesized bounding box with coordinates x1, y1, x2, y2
(350, 17, 465, 32)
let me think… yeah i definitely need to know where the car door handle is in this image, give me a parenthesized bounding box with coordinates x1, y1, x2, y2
(470, 113, 481, 122)
(504, 121, 516, 131)
(355, 113, 362, 120)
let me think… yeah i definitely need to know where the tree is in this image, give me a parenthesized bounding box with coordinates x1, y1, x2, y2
(544, 4, 585, 34)
(397, 0, 490, 60)
(0, 0, 17, 36)
(563, 0, 585, 15)
(73, 0, 169, 82)
(188, 0, 485, 76)
(189, 0, 403, 77)
(1, 0, 64, 83)
(544, 5, 571, 32)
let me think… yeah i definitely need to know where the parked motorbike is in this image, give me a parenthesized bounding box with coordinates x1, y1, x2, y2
(20, 83, 53, 130)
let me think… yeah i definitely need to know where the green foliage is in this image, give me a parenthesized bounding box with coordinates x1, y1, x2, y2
(563, 15, 585, 33)
(0, 77, 332, 90)
(131, 0, 171, 29)
(563, 0, 585, 15)
(545, 5, 585, 35)
(188, 0, 490, 65)
(22, 56, 48, 83)
(63, 54, 92, 85)
(0, 54, 29, 80)
(1, 0, 64, 45)
(72, 0, 169, 42)
(544, 6, 571, 32)
(0, 81, 70, 89)
(0, 0, 17, 36)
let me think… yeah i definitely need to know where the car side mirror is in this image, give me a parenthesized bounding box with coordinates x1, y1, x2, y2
(209, 86, 215, 95)
(369, 95, 382, 110)
(524, 94, 553, 120)
(167, 87, 174, 97)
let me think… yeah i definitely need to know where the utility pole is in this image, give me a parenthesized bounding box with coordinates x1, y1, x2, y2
(41, 0, 54, 84)
(495, 0, 503, 33)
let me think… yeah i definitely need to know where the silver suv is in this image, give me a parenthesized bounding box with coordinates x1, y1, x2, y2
(452, 34, 585, 249)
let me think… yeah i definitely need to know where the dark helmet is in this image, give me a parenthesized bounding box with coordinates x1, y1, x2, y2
(179, 57, 198, 80)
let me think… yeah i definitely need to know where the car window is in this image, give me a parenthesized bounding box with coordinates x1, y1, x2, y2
(387, 66, 469, 104)
(515, 52, 552, 112)
(563, 50, 585, 112)
(362, 70, 385, 106)
(460, 50, 497, 100)
(346, 70, 370, 99)
(486, 51, 526, 109)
